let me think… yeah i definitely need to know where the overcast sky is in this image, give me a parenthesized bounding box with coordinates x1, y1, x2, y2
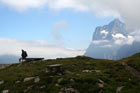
(0, 0, 140, 61)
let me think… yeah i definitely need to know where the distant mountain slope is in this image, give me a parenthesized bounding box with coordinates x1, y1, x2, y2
(0, 55, 140, 93)
(0, 55, 19, 64)
(85, 19, 140, 60)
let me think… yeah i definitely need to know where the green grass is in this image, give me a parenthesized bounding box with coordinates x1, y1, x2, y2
(120, 53, 140, 71)
(0, 55, 140, 93)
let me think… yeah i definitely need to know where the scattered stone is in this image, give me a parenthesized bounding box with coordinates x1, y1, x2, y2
(24, 85, 34, 92)
(116, 86, 124, 93)
(70, 79, 74, 82)
(40, 85, 46, 89)
(60, 88, 79, 93)
(82, 69, 101, 73)
(24, 77, 35, 82)
(93, 70, 101, 73)
(57, 78, 63, 83)
(97, 79, 104, 88)
(15, 80, 20, 84)
(82, 70, 92, 73)
(34, 77, 40, 83)
(55, 84, 59, 87)
(98, 79, 104, 84)
(97, 83, 104, 88)
(0, 80, 4, 85)
(65, 88, 79, 93)
(2, 90, 9, 93)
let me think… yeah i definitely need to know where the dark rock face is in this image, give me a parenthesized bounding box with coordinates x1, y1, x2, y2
(85, 19, 140, 60)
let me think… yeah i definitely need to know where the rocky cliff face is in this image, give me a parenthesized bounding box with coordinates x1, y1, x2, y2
(85, 19, 140, 60)
(92, 19, 127, 41)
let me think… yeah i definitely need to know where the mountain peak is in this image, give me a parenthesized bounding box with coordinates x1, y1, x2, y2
(109, 19, 124, 26)
(92, 19, 126, 40)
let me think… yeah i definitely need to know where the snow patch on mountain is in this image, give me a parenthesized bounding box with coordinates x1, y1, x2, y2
(100, 30, 108, 38)
(112, 33, 126, 39)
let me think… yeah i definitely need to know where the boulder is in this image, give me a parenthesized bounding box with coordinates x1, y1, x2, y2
(2, 90, 9, 93)
(97, 79, 104, 88)
(24, 77, 35, 82)
(0, 80, 4, 85)
(97, 83, 104, 88)
(46, 64, 64, 74)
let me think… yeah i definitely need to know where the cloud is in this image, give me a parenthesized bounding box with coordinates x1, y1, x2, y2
(51, 20, 68, 44)
(0, 0, 47, 11)
(0, 38, 85, 63)
(92, 40, 109, 44)
(1, 0, 140, 29)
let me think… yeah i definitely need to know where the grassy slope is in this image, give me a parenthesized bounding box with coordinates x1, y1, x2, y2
(0, 56, 140, 93)
(120, 53, 140, 71)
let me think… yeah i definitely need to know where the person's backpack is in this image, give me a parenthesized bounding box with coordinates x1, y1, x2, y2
(24, 51, 28, 58)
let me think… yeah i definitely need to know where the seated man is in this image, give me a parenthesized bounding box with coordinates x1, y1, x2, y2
(19, 49, 28, 62)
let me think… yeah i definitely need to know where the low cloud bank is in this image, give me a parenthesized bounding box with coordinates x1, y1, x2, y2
(0, 38, 85, 63)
